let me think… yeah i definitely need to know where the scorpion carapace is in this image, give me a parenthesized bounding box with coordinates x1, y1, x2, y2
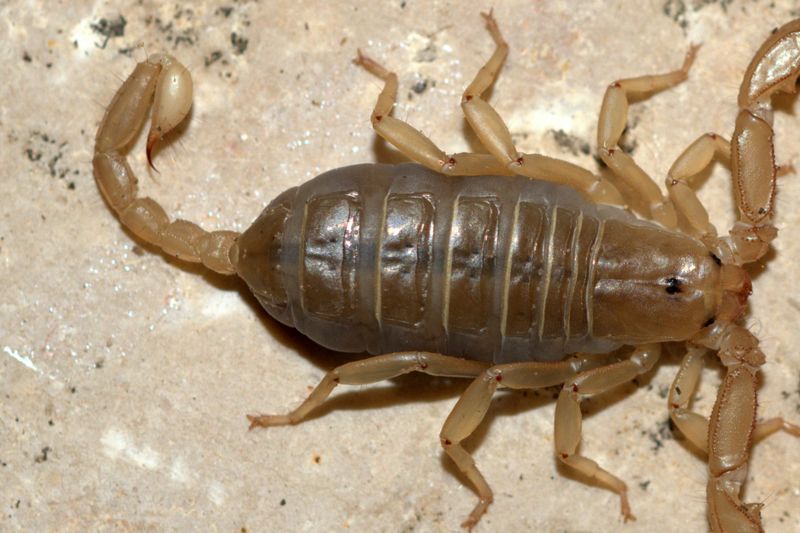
(93, 12, 800, 532)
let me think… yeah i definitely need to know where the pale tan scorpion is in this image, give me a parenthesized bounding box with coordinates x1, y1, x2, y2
(93, 12, 800, 532)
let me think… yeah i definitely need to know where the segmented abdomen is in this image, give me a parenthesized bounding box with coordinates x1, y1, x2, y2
(237, 163, 624, 363)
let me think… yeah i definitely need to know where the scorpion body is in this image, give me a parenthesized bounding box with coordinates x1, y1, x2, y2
(93, 12, 800, 532)
(238, 163, 719, 362)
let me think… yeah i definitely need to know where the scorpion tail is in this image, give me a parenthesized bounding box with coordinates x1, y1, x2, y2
(93, 54, 239, 275)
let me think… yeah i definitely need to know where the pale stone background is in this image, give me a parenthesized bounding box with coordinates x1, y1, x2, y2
(2, 1, 800, 531)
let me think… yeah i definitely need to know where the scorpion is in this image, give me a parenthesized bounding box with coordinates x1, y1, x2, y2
(93, 12, 800, 532)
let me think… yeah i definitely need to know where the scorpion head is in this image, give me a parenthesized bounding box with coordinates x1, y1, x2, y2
(693, 260, 759, 363)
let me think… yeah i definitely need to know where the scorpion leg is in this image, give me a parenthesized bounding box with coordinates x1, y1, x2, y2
(353, 51, 511, 176)
(668, 343, 799, 452)
(436, 351, 636, 529)
(596, 45, 699, 227)
(246, 352, 489, 428)
(665, 133, 729, 238)
(458, 12, 625, 207)
(552, 343, 661, 522)
(671, 346, 800, 447)
(93, 54, 238, 275)
(668, 345, 710, 451)
(461, 12, 624, 206)
(666, 131, 790, 240)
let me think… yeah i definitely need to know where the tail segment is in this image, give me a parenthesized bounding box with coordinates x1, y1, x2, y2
(93, 54, 238, 275)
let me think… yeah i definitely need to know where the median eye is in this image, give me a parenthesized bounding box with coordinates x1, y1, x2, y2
(664, 277, 682, 295)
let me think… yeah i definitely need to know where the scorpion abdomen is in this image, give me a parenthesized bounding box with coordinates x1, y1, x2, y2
(236, 163, 717, 363)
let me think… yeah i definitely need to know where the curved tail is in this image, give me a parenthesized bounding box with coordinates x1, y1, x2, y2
(93, 54, 239, 275)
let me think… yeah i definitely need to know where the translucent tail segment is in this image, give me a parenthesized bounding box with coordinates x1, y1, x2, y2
(93, 54, 239, 275)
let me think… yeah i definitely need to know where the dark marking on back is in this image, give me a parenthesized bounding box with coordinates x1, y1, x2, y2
(665, 277, 681, 295)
